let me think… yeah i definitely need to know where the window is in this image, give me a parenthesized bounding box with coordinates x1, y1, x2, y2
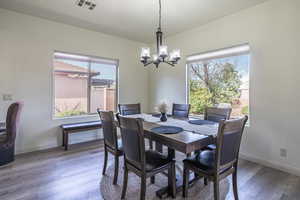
(53, 52, 118, 118)
(187, 44, 250, 118)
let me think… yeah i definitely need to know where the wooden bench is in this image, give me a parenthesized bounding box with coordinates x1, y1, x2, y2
(61, 121, 102, 150)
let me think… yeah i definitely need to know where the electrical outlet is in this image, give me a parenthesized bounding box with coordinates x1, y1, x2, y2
(2, 94, 13, 101)
(280, 148, 287, 158)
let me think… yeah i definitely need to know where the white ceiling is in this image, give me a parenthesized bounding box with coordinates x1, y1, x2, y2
(0, 0, 269, 43)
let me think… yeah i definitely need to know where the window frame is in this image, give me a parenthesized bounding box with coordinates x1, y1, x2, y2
(185, 44, 251, 121)
(51, 50, 119, 120)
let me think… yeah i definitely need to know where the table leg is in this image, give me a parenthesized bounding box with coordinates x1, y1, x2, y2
(156, 147, 175, 198)
(155, 149, 201, 198)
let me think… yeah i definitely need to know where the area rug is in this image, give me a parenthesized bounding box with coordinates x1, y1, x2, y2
(100, 155, 230, 200)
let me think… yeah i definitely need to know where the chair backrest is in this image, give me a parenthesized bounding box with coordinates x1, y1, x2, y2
(172, 103, 190, 118)
(97, 110, 119, 150)
(204, 107, 232, 122)
(6, 102, 22, 143)
(117, 115, 145, 170)
(118, 103, 141, 116)
(215, 116, 248, 171)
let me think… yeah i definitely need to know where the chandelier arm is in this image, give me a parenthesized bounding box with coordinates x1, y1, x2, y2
(163, 61, 175, 67)
(143, 61, 154, 67)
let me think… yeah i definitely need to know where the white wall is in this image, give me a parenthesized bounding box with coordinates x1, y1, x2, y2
(149, 0, 300, 174)
(0, 8, 149, 154)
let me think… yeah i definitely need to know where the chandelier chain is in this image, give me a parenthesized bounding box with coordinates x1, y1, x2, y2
(159, 0, 162, 29)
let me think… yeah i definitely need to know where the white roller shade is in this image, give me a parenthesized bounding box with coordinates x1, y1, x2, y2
(187, 44, 250, 64)
(54, 51, 118, 66)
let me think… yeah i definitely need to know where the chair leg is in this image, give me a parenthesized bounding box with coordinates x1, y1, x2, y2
(121, 166, 128, 200)
(168, 163, 176, 198)
(140, 176, 146, 200)
(213, 178, 220, 200)
(102, 146, 108, 175)
(150, 176, 155, 184)
(149, 139, 153, 150)
(182, 164, 190, 198)
(204, 177, 208, 185)
(113, 155, 119, 185)
(233, 169, 239, 200)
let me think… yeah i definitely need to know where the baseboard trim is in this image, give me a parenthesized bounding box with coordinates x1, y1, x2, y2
(16, 143, 58, 155)
(240, 152, 300, 177)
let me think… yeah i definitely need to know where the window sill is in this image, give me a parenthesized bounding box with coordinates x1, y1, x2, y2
(52, 113, 99, 121)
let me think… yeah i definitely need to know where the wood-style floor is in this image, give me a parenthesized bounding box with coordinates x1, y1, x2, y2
(0, 140, 299, 200)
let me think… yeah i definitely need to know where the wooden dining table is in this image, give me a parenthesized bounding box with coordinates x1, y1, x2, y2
(124, 114, 219, 198)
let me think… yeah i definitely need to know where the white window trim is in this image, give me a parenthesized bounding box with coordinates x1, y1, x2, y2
(185, 44, 251, 125)
(51, 50, 119, 120)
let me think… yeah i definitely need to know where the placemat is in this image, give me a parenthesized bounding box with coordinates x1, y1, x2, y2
(188, 119, 217, 125)
(150, 126, 183, 134)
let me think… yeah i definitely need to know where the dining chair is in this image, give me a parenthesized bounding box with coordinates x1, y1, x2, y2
(97, 109, 124, 185)
(118, 103, 141, 116)
(182, 116, 248, 200)
(117, 115, 176, 200)
(204, 107, 232, 122)
(118, 103, 155, 151)
(204, 107, 232, 150)
(172, 103, 190, 118)
(0, 102, 22, 166)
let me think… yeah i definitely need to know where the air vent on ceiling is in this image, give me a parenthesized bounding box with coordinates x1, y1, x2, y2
(76, 0, 96, 10)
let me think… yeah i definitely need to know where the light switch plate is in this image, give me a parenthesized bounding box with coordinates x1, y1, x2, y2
(280, 148, 287, 158)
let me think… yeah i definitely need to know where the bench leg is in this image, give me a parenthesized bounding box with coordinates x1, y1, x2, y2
(62, 131, 65, 147)
(64, 132, 69, 151)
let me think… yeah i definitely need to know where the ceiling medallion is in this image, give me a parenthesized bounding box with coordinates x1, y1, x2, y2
(140, 0, 181, 68)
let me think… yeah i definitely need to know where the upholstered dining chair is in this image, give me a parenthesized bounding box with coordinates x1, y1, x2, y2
(172, 103, 191, 118)
(0, 102, 22, 166)
(182, 116, 248, 200)
(118, 103, 141, 116)
(204, 107, 232, 122)
(118, 103, 155, 151)
(97, 110, 123, 185)
(117, 115, 176, 200)
(204, 107, 232, 150)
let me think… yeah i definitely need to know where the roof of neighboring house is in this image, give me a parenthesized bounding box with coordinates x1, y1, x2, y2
(54, 61, 99, 76)
(54, 61, 115, 86)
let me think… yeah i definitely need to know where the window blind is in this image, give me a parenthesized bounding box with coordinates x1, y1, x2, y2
(186, 44, 250, 64)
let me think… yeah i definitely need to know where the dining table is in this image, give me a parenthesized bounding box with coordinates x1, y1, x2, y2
(123, 113, 219, 198)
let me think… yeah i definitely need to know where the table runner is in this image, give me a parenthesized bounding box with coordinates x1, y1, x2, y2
(124, 114, 219, 137)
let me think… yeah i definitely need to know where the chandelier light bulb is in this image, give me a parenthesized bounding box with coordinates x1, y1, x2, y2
(159, 46, 168, 57)
(172, 49, 181, 59)
(153, 54, 159, 62)
(141, 47, 151, 58)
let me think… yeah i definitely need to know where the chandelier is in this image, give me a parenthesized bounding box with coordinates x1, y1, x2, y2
(140, 0, 181, 68)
